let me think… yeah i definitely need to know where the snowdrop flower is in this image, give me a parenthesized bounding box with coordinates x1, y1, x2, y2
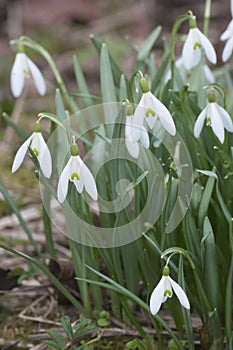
(165, 57, 215, 84)
(11, 51, 46, 97)
(132, 78, 176, 143)
(57, 142, 98, 203)
(125, 104, 149, 159)
(150, 266, 190, 315)
(182, 15, 217, 70)
(194, 90, 233, 143)
(12, 121, 52, 178)
(220, 0, 233, 62)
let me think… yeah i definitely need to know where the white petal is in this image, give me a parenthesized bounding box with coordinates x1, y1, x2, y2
(12, 133, 33, 173)
(169, 277, 190, 309)
(57, 157, 72, 203)
(197, 28, 217, 64)
(182, 29, 196, 69)
(216, 104, 233, 132)
(149, 92, 176, 135)
(125, 139, 140, 158)
(36, 133, 52, 178)
(73, 178, 84, 193)
(209, 103, 225, 143)
(192, 46, 202, 67)
(139, 126, 150, 149)
(149, 276, 166, 315)
(220, 20, 233, 41)
(27, 57, 46, 96)
(78, 156, 98, 201)
(222, 38, 233, 62)
(10, 53, 27, 98)
(194, 107, 207, 138)
(203, 65, 215, 83)
(132, 96, 146, 143)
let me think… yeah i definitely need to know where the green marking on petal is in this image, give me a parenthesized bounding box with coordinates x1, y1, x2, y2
(145, 108, 156, 118)
(194, 42, 201, 50)
(206, 116, 211, 126)
(23, 68, 30, 77)
(32, 148, 39, 157)
(164, 289, 172, 297)
(71, 172, 80, 181)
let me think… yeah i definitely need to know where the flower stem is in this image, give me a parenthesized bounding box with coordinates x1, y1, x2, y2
(203, 0, 212, 36)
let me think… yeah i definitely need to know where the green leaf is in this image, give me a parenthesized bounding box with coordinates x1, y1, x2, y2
(100, 43, 117, 103)
(197, 170, 216, 227)
(73, 55, 93, 107)
(2, 112, 28, 139)
(61, 315, 73, 341)
(44, 340, 63, 350)
(137, 26, 161, 61)
(46, 329, 66, 349)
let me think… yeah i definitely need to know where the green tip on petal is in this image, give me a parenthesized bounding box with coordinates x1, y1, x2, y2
(139, 77, 150, 93)
(208, 90, 216, 103)
(34, 121, 41, 133)
(189, 16, 197, 29)
(163, 265, 170, 276)
(70, 142, 79, 156)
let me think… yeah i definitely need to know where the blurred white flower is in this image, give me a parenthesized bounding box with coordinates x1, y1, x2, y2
(132, 78, 176, 141)
(150, 266, 190, 315)
(194, 91, 233, 143)
(182, 16, 217, 69)
(12, 122, 52, 178)
(220, 18, 233, 62)
(165, 57, 215, 84)
(125, 105, 149, 159)
(11, 52, 46, 97)
(57, 143, 98, 203)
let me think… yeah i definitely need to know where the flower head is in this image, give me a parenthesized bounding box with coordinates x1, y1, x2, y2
(220, 19, 233, 62)
(125, 104, 149, 159)
(132, 78, 176, 140)
(194, 91, 233, 143)
(150, 266, 190, 315)
(182, 16, 217, 70)
(11, 52, 46, 97)
(12, 121, 52, 178)
(57, 143, 98, 203)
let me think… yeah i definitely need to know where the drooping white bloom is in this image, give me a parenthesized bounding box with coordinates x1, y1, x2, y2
(150, 266, 190, 315)
(57, 143, 98, 203)
(182, 16, 217, 70)
(165, 57, 215, 84)
(12, 122, 52, 178)
(132, 78, 176, 143)
(220, 19, 233, 62)
(125, 105, 149, 159)
(194, 91, 233, 143)
(10, 52, 46, 97)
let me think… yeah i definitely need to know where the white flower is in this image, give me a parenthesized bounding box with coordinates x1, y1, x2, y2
(132, 78, 176, 140)
(194, 92, 233, 143)
(125, 110, 149, 159)
(12, 122, 52, 178)
(165, 57, 215, 84)
(150, 267, 190, 315)
(220, 19, 233, 62)
(57, 143, 98, 203)
(182, 17, 217, 70)
(10, 52, 46, 97)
